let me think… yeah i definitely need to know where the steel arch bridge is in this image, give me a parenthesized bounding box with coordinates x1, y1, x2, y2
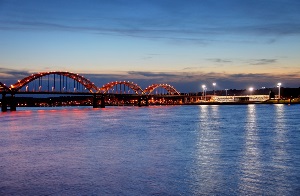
(10, 71, 98, 93)
(1, 71, 181, 95)
(99, 81, 144, 94)
(143, 84, 180, 95)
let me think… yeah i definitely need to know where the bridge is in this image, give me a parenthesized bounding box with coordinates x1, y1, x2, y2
(0, 71, 184, 111)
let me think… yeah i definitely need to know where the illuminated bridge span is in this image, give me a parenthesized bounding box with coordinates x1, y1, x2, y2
(10, 71, 98, 93)
(1, 71, 180, 95)
(144, 84, 180, 95)
(0, 71, 183, 111)
(99, 81, 144, 94)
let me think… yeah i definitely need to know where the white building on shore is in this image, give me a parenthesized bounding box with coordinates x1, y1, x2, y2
(210, 95, 269, 102)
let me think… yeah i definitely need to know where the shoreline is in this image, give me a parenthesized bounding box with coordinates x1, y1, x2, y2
(183, 101, 299, 105)
(13, 101, 300, 108)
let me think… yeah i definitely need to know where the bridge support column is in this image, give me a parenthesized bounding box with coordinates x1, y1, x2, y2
(145, 97, 149, 106)
(93, 94, 105, 108)
(1, 93, 7, 112)
(93, 94, 98, 108)
(100, 95, 105, 108)
(183, 97, 187, 104)
(10, 93, 16, 111)
(138, 97, 142, 107)
(138, 96, 149, 107)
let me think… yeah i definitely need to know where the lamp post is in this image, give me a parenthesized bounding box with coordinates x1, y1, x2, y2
(225, 89, 228, 98)
(213, 82, 216, 95)
(249, 87, 253, 95)
(277, 83, 281, 99)
(202, 85, 206, 101)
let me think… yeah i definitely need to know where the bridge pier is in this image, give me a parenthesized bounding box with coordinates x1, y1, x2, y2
(138, 97, 141, 107)
(10, 93, 16, 111)
(93, 94, 106, 108)
(100, 95, 105, 108)
(1, 93, 16, 112)
(138, 96, 149, 107)
(1, 92, 7, 112)
(93, 94, 97, 108)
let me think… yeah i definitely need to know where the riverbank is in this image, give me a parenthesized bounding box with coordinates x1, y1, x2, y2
(185, 99, 300, 105)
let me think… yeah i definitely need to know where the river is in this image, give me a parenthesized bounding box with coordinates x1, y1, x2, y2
(1, 104, 299, 195)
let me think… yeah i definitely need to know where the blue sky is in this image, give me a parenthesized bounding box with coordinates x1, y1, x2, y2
(0, 0, 300, 92)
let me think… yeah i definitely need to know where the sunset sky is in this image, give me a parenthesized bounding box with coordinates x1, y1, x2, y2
(1, 0, 300, 92)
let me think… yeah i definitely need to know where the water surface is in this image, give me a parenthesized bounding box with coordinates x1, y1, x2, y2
(1, 105, 300, 195)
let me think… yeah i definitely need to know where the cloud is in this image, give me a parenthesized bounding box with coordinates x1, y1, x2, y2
(0, 67, 30, 78)
(0, 68, 31, 87)
(182, 67, 200, 70)
(3, 19, 299, 43)
(1, 0, 300, 44)
(248, 59, 277, 65)
(207, 58, 232, 63)
(141, 53, 162, 60)
(65, 71, 300, 89)
(127, 71, 179, 77)
(0, 68, 299, 92)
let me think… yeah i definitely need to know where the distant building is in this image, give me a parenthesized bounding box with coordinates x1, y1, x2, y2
(211, 95, 269, 102)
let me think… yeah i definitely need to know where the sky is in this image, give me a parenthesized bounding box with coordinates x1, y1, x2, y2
(0, 0, 300, 92)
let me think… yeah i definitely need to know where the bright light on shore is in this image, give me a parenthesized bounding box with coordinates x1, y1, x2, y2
(213, 83, 216, 95)
(277, 82, 282, 99)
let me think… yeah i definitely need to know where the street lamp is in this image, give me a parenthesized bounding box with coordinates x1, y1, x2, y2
(225, 89, 228, 97)
(213, 82, 216, 95)
(277, 83, 281, 99)
(202, 85, 206, 101)
(249, 87, 253, 95)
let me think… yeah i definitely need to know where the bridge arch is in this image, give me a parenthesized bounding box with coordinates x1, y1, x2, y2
(0, 82, 10, 92)
(143, 84, 180, 95)
(99, 81, 143, 94)
(10, 71, 98, 93)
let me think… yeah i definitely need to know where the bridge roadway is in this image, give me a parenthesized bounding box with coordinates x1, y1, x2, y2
(1, 91, 187, 112)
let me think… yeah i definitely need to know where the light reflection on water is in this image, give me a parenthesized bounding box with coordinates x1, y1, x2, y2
(0, 105, 300, 195)
(193, 105, 222, 195)
(271, 104, 292, 195)
(239, 104, 263, 195)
